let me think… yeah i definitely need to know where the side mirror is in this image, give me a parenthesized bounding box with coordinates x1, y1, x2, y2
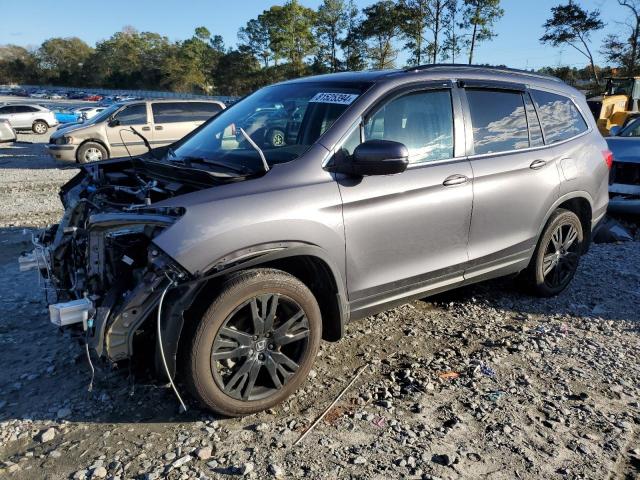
(333, 140, 409, 176)
(108, 117, 120, 127)
(609, 125, 621, 136)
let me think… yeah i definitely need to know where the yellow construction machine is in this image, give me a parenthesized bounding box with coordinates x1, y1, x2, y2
(587, 77, 640, 135)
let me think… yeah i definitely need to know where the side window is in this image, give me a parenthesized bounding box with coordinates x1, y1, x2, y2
(0, 106, 12, 114)
(185, 102, 223, 121)
(114, 104, 147, 125)
(152, 102, 188, 123)
(466, 89, 529, 155)
(531, 90, 588, 144)
(13, 106, 34, 113)
(363, 89, 454, 164)
(523, 93, 544, 147)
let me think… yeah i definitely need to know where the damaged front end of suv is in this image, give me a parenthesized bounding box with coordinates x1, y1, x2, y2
(21, 157, 234, 378)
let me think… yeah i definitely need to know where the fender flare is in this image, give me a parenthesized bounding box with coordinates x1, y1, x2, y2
(33, 118, 51, 127)
(536, 191, 593, 240)
(156, 241, 349, 378)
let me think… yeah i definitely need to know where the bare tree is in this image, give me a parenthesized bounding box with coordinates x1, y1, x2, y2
(541, 1, 604, 85)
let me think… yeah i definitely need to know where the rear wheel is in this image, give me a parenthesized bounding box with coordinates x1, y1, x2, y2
(32, 121, 48, 134)
(77, 142, 108, 163)
(526, 209, 583, 297)
(187, 269, 321, 416)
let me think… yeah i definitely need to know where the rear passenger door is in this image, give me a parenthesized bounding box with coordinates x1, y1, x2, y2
(151, 102, 222, 147)
(460, 83, 561, 280)
(10, 106, 35, 129)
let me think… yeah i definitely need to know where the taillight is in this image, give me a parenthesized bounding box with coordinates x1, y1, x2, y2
(602, 150, 613, 169)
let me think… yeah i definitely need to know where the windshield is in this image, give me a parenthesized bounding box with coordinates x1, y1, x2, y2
(168, 82, 369, 171)
(619, 117, 640, 137)
(605, 78, 635, 96)
(84, 103, 122, 124)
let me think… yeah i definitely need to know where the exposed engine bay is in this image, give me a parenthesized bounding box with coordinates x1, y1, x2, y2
(21, 157, 244, 375)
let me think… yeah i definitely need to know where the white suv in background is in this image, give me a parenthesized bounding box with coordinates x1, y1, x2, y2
(0, 104, 58, 134)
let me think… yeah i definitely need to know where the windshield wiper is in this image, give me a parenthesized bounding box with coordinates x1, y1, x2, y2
(239, 128, 270, 173)
(172, 155, 250, 174)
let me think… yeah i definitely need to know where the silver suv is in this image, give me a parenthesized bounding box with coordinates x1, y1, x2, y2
(0, 103, 58, 133)
(29, 66, 610, 416)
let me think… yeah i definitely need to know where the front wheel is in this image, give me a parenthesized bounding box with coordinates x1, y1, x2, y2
(77, 142, 108, 163)
(526, 208, 583, 297)
(187, 269, 322, 416)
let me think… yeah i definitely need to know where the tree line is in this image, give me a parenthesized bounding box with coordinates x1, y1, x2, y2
(0, 0, 504, 96)
(0, 0, 638, 97)
(540, 0, 640, 85)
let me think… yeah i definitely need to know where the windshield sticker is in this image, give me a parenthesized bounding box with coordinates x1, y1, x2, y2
(309, 93, 359, 105)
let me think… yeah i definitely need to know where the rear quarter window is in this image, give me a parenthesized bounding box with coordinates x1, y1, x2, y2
(531, 90, 588, 144)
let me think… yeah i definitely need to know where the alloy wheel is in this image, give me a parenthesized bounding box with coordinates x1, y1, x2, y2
(271, 132, 285, 146)
(210, 293, 310, 401)
(85, 147, 103, 162)
(542, 222, 580, 289)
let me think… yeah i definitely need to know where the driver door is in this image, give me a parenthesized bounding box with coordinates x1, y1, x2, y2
(335, 86, 473, 316)
(105, 103, 150, 158)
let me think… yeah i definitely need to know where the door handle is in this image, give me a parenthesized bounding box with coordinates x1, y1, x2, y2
(529, 159, 547, 170)
(443, 174, 469, 186)
(154, 125, 163, 131)
(141, 126, 151, 131)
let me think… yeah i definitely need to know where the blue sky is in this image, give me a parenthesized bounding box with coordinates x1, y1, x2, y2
(0, 0, 623, 70)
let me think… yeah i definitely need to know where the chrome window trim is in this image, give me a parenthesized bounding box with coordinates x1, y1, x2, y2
(466, 128, 591, 161)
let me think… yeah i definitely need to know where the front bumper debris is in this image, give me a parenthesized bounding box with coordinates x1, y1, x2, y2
(49, 298, 93, 328)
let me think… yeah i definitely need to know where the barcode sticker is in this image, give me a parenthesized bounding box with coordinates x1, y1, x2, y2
(309, 93, 359, 105)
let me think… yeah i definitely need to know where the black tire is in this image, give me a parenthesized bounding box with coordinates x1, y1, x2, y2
(525, 208, 583, 297)
(266, 128, 286, 147)
(32, 120, 48, 134)
(77, 142, 108, 163)
(187, 268, 322, 416)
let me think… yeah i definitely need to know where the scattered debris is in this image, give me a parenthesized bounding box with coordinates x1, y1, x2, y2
(593, 216, 633, 243)
(37, 427, 55, 443)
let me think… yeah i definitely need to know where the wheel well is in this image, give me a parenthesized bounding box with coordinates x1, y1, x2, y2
(182, 254, 343, 342)
(259, 256, 344, 341)
(76, 139, 110, 161)
(557, 197, 592, 253)
(33, 119, 49, 127)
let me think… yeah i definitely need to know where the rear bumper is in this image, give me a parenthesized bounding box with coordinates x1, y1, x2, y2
(46, 144, 77, 162)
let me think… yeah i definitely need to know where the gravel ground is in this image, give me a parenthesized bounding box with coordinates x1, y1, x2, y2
(0, 133, 638, 479)
(0, 133, 78, 227)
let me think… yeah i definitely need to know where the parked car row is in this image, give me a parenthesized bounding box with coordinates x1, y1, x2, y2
(0, 97, 226, 147)
(0, 86, 142, 103)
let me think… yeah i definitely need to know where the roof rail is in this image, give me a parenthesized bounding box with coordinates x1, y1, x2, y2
(402, 64, 563, 83)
